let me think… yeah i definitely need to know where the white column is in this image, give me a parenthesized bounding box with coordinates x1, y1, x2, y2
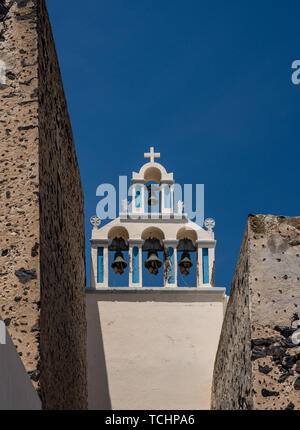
(208, 247, 215, 285)
(129, 239, 143, 287)
(172, 247, 178, 287)
(196, 246, 203, 288)
(160, 180, 175, 218)
(103, 244, 109, 287)
(139, 243, 143, 286)
(91, 245, 97, 289)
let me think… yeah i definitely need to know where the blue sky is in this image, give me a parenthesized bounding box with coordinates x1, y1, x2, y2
(47, 0, 300, 292)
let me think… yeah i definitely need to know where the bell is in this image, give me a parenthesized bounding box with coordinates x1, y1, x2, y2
(109, 237, 128, 251)
(144, 251, 162, 275)
(147, 185, 159, 206)
(177, 238, 197, 252)
(178, 252, 193, 276)
(111, 251, 127, 275)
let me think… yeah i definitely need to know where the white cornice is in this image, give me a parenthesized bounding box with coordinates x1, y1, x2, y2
(196, 240, 217, 248)
(90, 239, 109, 245)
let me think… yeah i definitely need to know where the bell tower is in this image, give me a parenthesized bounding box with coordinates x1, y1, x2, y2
(86, 148, 227, 411)
(89, 147, 216, 288)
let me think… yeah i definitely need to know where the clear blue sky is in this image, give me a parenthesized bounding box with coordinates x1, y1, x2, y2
(47, 0, 300, 292)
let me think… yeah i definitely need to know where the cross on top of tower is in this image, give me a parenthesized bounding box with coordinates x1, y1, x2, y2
(144, 147, 160, 163)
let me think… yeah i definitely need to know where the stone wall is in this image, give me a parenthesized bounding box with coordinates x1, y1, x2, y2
(211, 228, 253, 409)
(211, 215, 300, 410)
(0, 0, 87, 409)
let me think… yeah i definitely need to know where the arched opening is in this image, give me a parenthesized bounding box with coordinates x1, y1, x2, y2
(141, 227, 165, 242)
(108, 227, 129, 287)
(108, 226, 129, 242)
(145, 180, 161, 214)
(141, 227, 165, 287)
(176, 227, 197, 288)
(143, 166, 162, 183)
(176, 227, 198, 243)
(142, 167, 162, 214)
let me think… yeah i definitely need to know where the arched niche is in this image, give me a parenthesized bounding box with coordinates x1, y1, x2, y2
(177, 227, 197, 287)
(108, 226, 129, 242)
(132, 161, 173, 184)
(141, 226, 165, 243)
(144, 166, 162, 183)
(176, 227, 197, 244)
(141, 226, 165, 287)
(107, 226, 129, 287)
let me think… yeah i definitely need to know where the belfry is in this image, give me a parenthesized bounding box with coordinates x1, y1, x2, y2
(90, 147, 216, 289)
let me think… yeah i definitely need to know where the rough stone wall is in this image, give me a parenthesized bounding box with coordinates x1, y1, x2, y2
(38, 0, 87, 410)
(211, 228, 253, 409)
(0, 0, 40, 395)
(211, 215, 300, 410)
(0, 0, 87, 409)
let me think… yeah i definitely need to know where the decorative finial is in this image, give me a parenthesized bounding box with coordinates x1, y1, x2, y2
(177, 200, 184, 215)
(204, 218, 215, 232)
(90, 215, 101, 230)
(144, 147, 160, 163)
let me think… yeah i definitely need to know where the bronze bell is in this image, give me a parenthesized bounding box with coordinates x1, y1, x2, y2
(147, 185, 159, 206)
(178, 252, 193, 276)
(111, 251, 127, 275)
(144, 251, 162, 275)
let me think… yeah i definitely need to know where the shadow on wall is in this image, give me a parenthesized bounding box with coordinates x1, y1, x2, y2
(86, 298, 112, 410)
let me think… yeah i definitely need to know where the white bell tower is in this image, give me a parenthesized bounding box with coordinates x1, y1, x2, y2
(90, 147, 216, 289)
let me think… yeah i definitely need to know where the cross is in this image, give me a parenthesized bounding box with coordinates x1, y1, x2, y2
(144, 147, 160, 163)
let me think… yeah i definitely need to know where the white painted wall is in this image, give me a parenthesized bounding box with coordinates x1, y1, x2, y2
(0, 325, 41, 410)
(86, 288, 226, 410)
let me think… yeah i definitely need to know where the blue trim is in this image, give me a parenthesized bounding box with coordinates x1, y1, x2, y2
(202, 248, 209, 284)
(168, 247, 175, 284)
(97, 247, 104, 283)
(132, 247, 139, 284)
(164, 186, 171, 209)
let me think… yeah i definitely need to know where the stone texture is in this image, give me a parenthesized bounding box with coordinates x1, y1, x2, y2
(0, 0, 87, 409)
(211, 215, 300, 410)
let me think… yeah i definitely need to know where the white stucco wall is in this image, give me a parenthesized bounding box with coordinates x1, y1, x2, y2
(0, 324, 41, 410)
(86, 288, 226, 410)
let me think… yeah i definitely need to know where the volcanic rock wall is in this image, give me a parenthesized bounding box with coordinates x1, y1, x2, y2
(0, 0, 87, 409)
(211, 215, 300, 410)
